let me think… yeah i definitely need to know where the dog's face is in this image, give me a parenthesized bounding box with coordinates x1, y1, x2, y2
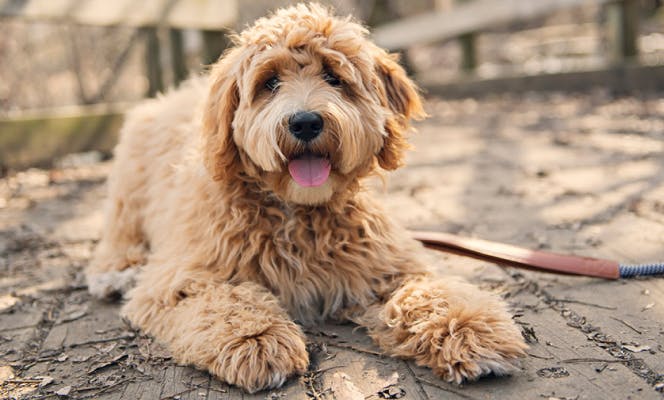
(203, 4, 424, 205)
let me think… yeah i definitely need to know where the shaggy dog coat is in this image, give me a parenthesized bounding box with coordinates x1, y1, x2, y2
(86, 4, 527, 393)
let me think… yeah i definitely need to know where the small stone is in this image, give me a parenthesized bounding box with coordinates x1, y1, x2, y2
(56, 385, 72, 396)
(0, 295, 19, 312)
(622, 344, 651, 353)
(536, 367, 570, 379)
(39, 376, 55, 388)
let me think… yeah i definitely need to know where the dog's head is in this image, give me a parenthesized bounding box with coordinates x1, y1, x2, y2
(202, 3, 424, 205)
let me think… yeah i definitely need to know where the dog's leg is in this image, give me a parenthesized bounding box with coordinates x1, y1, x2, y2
(356, 276, 527, 382)
(86, 192, 147, 299)
(122, 266, 309, 393)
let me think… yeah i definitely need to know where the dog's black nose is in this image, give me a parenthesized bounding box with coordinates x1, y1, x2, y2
(288, 111, 323, 142)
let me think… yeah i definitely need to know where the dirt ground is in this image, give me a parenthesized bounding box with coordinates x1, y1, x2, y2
(1, 91, 664, 399)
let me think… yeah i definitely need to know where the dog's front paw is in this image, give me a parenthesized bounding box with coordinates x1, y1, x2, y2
(86, 268, 137, 299)
(210, 321, 309, 393)
(373, 278, 527, 383)
(423, 313, 527, 383)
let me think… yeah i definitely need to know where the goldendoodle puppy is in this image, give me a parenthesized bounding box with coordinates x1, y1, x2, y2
(86, 3, 527, 393)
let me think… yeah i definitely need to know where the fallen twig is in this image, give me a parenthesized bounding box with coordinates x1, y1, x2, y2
(402, 362, 431, 400)
(302, 365, 344, 400)
(184, 382, 228, 394)
(76, 377, 148, 399)
(314, 365, 344, 375)
(561, 357, 638, 364)
(414, 377, 477, 399)
(69, 334, 135, 348)
(327, 343, 384, 357)
(5, 378, 43, 384)
(610, 316, 642, 334)
(160, 387, 197, 400)
(527, 352, 554, 360)
(549, 298, 617, 310)
(87, 354, 127, 374)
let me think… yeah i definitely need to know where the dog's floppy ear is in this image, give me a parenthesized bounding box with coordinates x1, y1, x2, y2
(374, 51, 425, 170)
(202, 47, 242, 181)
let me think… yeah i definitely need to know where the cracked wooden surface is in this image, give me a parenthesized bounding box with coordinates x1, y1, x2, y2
(2, 91, 664, 399)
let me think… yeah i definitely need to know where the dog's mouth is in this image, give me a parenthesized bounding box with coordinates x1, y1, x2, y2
(287, 151, 331, 187)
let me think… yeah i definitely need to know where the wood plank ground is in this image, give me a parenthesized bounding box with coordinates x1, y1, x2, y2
(1, 91, 663, 399)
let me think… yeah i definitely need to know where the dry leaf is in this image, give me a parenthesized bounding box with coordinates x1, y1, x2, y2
(329, 372, 364, 400)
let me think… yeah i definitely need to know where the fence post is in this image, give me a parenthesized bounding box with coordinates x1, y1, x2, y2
(169, 28, 188, 86)
(143, 27, 164, 97)
(455, 0, 478, 73)
(607, 0, 639, 64)
(459, 32, 478, 72)
(202, 30, 230, 66)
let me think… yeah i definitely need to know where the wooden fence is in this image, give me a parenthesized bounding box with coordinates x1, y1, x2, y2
(372, 0, 660, 96)
(0, 0, 662, 170)
(0, 0, 237, 96)
(0, 0, 237, 169)
(374, 0, 639, 66)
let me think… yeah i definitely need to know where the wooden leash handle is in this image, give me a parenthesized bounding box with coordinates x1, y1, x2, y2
(411, 230, 620, 279)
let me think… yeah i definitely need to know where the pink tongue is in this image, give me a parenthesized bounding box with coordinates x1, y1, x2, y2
(288, 155, 331, 187)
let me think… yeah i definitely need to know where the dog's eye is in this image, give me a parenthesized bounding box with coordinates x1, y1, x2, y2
(265, 76, 280, 92)
(323, 71, 342, 87)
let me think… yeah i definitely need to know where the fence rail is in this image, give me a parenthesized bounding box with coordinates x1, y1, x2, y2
(374, 0, 640, 70)
(0, 0, 237, 30)
(0, 104, 127, 169)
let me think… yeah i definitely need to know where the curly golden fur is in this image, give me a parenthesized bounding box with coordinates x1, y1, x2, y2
(86, 3, 527, 393)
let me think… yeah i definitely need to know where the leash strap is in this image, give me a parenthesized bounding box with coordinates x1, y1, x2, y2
(411, 230, 621, 279)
